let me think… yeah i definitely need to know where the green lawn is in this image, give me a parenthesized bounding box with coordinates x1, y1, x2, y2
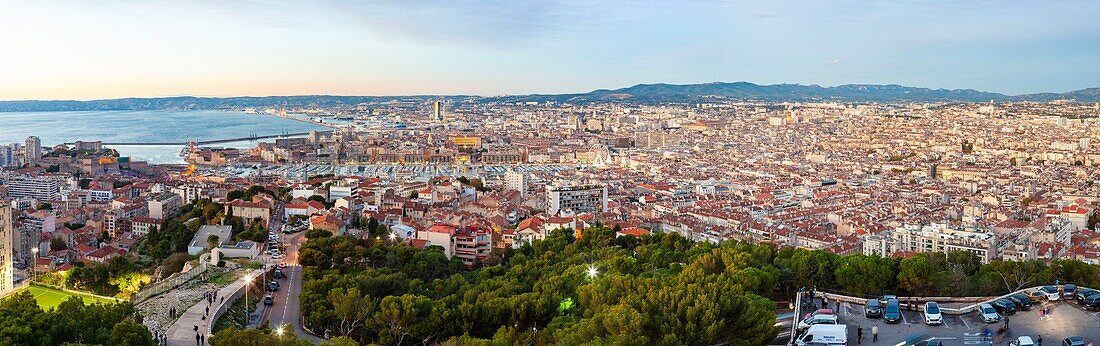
(23, 285, 119, 309)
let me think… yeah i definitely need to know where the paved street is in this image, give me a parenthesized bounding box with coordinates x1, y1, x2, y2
(258, 230, 320, 342)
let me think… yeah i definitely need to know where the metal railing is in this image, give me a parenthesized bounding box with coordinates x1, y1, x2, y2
(131, 257, 209, 304)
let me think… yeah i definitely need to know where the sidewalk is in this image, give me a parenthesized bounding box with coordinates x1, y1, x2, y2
(166, 269, 264, 346)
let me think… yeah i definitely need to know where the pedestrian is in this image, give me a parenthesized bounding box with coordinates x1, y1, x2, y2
(1038, 334, 1042, 346)
(856, 326, 863, 344)
(196, 332, 201, 346)
(200, 333, 205, 345)
(871, 324, 878, 342)
(1003, 315, 1009, 330)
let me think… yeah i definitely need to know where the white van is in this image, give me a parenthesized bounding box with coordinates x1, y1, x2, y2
(794, 324, 848, 346)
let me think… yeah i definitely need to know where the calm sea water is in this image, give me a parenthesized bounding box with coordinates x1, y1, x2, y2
(0, 110, 328, 164)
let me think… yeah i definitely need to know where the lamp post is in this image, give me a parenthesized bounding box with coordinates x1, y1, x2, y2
(30, 247, 39, 282)
(388, 232, 397, 244)
(243, 274, 254, 325)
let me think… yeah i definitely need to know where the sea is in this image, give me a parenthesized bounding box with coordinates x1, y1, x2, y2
(0, 110, 330, 164)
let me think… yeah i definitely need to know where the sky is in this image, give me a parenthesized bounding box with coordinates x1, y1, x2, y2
(1, 0, 1098, 100)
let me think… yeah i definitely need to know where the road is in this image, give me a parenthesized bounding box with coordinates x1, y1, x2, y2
(258, 229, 320, 342)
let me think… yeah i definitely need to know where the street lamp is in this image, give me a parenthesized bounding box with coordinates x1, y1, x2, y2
(275, 325, 284, 337)
(30, 247, 39, 281)
(388, 232, 397, 242)
(586, 265, 599, 279)
(243, 274, 254, 325)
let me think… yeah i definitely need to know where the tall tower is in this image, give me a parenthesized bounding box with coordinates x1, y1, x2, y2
(0, 202, 13, 296)
(433, 101, 443, 122)
(24, 136, 41, 163)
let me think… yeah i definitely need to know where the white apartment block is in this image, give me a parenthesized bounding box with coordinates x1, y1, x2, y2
(547, 184, 608, 216)
(891, 223, 997, 263)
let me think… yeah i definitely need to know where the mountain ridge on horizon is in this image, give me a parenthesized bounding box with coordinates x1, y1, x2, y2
(2, 81, 1099, 111)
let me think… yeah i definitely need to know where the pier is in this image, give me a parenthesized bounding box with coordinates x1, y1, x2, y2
(64, 130, 333, 146)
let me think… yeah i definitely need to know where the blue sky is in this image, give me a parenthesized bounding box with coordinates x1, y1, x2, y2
(0, 0, 1097, 100)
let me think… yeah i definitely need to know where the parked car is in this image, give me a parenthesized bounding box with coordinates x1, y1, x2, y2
(1076, 289, 1099, 304)
(923, 302, 943, 325)
(269, 281, 279, 292)
(884, 298, 902, 324)
(794, 325, 847, 346)
(878, 295, 898, 306)
(272, 253, 285, 260)
(1063, 336, 1087, 346)
(1011, 336, 1036, 346)
(927, 340, 944, 346)
(991, 299, 1017, 315)
(1064, 284, 1079, 299)
(278, 261, 288, 268)
(1085, 295, 1100, 310)
(978, 303, 1000, 323)
(263, 294, 274, 306)
(802, 308, 833, 320)
(1007, 294, 1033, 310)
(273, 269, 283, 279)
(1039, 285, 1060, 301)
(865, 299, 883, 318)
(796, 314, 839, 331)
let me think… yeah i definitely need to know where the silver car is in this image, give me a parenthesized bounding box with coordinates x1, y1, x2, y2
(978, 303, 1000, 323)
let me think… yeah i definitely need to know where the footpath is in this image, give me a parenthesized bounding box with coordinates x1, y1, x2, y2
(166, 269, 264, 346)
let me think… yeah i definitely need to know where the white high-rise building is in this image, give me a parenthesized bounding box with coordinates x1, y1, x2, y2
(505, 172, 528, 196)
(547, 184, 608, 216)
(7, 175, 61, 201)
(0, 202, 14, 296)
(24, 136, 42, 163)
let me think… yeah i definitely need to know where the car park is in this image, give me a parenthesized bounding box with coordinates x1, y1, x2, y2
(979, 303, 1000, 323)
(1063, 336, 1087, 346)
(1007, 294, 1033, 310)
(796, 314, 838, 331)
(1065, 284, 1079, 299)
(865, 299, 882, 318)
(884, 298, 901, 324)
(992, 299, 1017, 315)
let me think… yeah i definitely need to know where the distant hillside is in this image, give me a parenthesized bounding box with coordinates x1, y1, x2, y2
(491, 82, 1100, 103)
(2, 83, 1098, 111)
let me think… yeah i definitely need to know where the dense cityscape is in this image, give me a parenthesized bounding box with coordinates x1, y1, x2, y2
(2, 97, 1100, 345)
(4, 1, 1100, 346)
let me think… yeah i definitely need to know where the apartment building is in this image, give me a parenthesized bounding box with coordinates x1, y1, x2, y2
(891, 223, 998, 263)
(147, 192, 182, 220)
(417, 224, 492, 267)
(7, 175, 62, 201)
(0, 202, 14, 296)
(547, 184, 608, 216)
